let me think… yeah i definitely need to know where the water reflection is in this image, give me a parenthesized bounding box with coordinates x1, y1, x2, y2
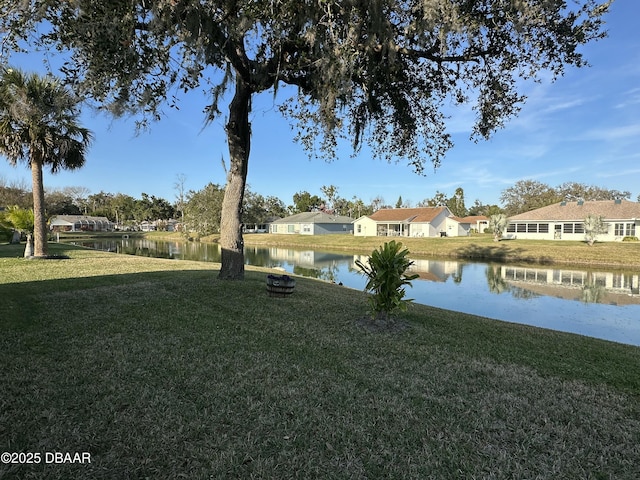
(65, 238, 640, 345)
(498, 265, 640, 306)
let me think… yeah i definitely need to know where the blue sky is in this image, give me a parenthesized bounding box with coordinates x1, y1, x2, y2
(1, 1, 639, 209)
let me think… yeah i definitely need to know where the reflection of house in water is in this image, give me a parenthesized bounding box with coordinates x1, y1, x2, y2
(500, 265, 640, 305)
(408, 259, 464, 282)
(267, 248, 350, 268)
(352, 255, 463, 282)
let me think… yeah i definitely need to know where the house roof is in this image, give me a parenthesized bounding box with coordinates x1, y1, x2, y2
(271, 211, 353, 224)
(509, 200, 640, 222)
(450, 215, 489, 224)
(368, 207, 450, 223)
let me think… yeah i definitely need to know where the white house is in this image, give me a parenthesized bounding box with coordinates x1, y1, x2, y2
(49, 215, 114, 232)
(507, 199, 640, 241)
(354, 207, 481, 237)
(269, 211, 354, 235)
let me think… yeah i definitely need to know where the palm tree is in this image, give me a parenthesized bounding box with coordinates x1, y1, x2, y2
(0, 68, 92, 257)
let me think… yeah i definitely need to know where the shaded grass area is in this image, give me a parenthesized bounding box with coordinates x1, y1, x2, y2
(1, 244, 640, 479)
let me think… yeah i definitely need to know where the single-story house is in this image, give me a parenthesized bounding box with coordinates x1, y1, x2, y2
(269, 211, 354, 235)
(353, 207, 462, 237)
(507, 199, 640, 241)
(50, 215, 115, 232)
(443, 215, 491, 237)
(140, 220, 156, 232)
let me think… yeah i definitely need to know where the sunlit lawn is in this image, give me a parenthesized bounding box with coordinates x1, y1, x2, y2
(1, 243, 639, 479)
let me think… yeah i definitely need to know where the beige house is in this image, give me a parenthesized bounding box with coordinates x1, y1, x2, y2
(507, 199, 640, 241)
(354, 207, 456, 237)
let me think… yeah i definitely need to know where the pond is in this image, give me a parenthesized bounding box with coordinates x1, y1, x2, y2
(66, 238, 640, 347)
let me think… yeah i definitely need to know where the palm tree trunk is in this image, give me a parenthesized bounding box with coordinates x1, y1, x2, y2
(218, 76, 251, 280)
(31, 158, 48, 257)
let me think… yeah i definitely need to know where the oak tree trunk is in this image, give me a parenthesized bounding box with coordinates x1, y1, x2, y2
(31, 159, 48, 257)
(218, 77, 251, 280)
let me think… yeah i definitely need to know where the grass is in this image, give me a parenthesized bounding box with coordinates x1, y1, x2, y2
(1, 243, 640, 479)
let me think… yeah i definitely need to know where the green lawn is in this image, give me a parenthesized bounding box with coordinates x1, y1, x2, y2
(1, 243, 639, 479)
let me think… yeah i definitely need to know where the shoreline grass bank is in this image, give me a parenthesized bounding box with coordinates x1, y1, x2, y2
(1, 243, 639, 478)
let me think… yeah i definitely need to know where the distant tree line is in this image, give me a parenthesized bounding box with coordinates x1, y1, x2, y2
(499, 180, 632, 216)
(2, 177, 635, 236)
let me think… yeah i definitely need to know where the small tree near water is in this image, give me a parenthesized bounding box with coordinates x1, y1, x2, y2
(355, 241, 419, 324)
(584, 214, 608, 246)
(488, 214, 510, 242)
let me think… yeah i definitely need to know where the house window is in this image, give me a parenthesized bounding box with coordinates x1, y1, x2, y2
(357, 224, 362, 233)
(527, 224, 537, 233)
(507, 224, 516, 233)
(563, 223, 574, 234)
(574, 223, 584, 234)
(626, 223, 636, 236)
(538, 224, 549, 233)
(287, 225, 295, 233)
(615, 223, 625, 236)
(302, 224, 311, 233)
(517, 224, 526, 233)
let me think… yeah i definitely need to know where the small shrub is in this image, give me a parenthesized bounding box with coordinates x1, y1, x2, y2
(622, 236, 639, 242)
(355, 240, 419, 322)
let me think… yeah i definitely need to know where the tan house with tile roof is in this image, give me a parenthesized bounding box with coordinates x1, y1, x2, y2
(507, 199, 640, 241)
(354, 207, 457, 237)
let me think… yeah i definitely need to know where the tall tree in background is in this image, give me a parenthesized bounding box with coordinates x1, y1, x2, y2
(0, 68, 92, 257)
(447, 187, 467, 217)
(184, 183, 225, 236)
(320, 185, 339, 212)
(1, 0, 610, 276)
(0, 177, 31, 209)
(555, 182, 630, 202)
(291, 191, 323, 214)
(418, 191, 448, 208)
(174, 174, 187, 224)
(500, 180, 560, 216)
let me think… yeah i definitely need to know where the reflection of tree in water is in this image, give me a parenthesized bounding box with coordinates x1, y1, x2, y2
(485, 265, 509, 294)
(509, 286, 540, 300)
(581, 272, 606, 304)
(294, 264, 340, 283)
(244, 247, 272, 266)
(452, 263, 464, 284)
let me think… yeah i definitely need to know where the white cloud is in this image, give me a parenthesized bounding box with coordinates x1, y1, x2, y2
(584, 124, 640, 141)
(596, 167, 640, 179)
